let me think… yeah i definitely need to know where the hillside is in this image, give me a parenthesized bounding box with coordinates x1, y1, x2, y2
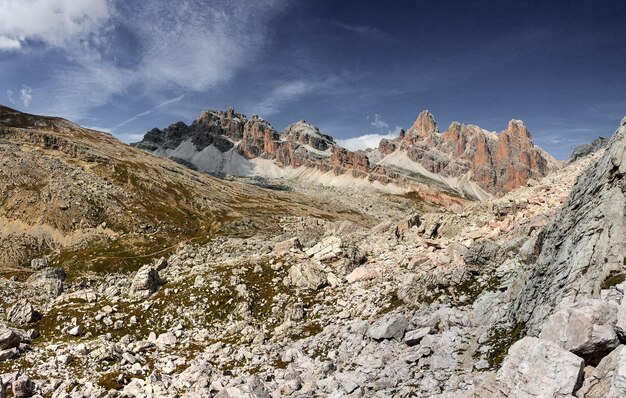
(0, 105, 375, 271)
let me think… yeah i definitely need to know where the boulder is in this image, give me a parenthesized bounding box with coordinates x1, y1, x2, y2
(486, 337, 584, 397)
(539, 299, 619, 365)
(29, 257, 48, 269)
(305, 236, 342, 261)
(274, 237, 302, 255)
(367, 314, 408, 341)
(0, 347, 17, 362)
(580, 345, 626, 397)
(283, 263, 327, 290)
(129, 264, 163, 298)
(68, 326, 85, 336)
(12, 375, 35, 398)
(345, 267, 380, 284)
(403, 327, 431, 346)
(0, 328, 21, 350)
(155, 332, 177, 347)
(6, 300, 38, 325)
(25, 267, 65, 297)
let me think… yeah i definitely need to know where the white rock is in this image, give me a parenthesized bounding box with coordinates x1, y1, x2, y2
(345, 267, 380, 284)
(367, 314, 408, 341)
(486, 337, 584, 397)
(539, 299, 619, 365)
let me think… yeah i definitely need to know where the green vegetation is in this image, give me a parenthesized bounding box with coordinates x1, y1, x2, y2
(477, 323, 526, 369)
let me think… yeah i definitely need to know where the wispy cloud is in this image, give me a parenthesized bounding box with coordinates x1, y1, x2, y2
(332, 21, 393, 42)
(113, 94, 185, 131)
(6, 1, 287, 120)
(20, 86, 32, 107)
(368, 113, 389, 130)
(6, 90, 15, 105)
(254, 78, 336, 116)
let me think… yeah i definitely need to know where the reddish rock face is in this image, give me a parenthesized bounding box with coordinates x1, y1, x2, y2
(135, 106, 558, 198)
(380, 111, 558, 193)
(330, 147, 370, 174)
(405, 110, 439, 145)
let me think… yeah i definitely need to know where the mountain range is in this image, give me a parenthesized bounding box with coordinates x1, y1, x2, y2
(133, 107, 560, 200)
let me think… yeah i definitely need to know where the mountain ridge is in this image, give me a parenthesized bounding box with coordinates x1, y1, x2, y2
(133, 107, 560, 197)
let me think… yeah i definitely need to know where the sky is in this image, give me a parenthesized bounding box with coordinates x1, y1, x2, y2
(1, 0, 625, 159)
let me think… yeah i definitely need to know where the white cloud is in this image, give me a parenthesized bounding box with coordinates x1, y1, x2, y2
(0, 36, 21, 51)
(336, 127, 402, 151)
(20, 86, 32, 107)
(369, 114, 389, 130)
(0, 0, 110, 50)
(6, 89, 15, 104)
(8, 1, 286, 120)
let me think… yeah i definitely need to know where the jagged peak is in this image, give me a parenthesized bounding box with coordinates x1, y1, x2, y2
(411, 109, 439, 135)
(504, 119, 533, 141)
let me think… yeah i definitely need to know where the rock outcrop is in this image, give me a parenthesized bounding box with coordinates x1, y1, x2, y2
(377, 111, 559, 193)
(568, 136, 608, 164)
(509, 116, 626, 334)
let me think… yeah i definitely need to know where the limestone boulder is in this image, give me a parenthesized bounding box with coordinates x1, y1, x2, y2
(539, 299, 619, 365)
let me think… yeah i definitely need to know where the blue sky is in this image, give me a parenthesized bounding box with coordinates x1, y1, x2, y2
(1, 0, 625, 159)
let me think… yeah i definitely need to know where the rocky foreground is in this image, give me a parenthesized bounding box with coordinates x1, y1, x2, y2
(0, 117, 624, 397)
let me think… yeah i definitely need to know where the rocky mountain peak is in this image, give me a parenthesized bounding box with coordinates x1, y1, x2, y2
(405, 109, 439, 143)
(280, 120, 334, 151)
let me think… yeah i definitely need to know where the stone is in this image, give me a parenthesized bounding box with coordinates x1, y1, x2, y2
(274, 237, 302, 254)
(305, 236, 343, 261)
(367, 314, 408, 341)
(68, 326, 85, 336)
(29, 257, 48, 269)
(0, 347, 17, 362)
(482, 337, 584, 397)
(12, 375, 35, 398)
(345, 267, 380, 284)
(0, 329, 21, 350)
(6, 300, 38, 325)
(581, 345, 626, 397)
(56, 353, 73, 365)
(539, 299, 619, 365)
(283, 263, 327, 290)
(129, 264, 163, 298)
(403, 327, 431, 346)
(155, 332, 177, 347)
(25, 267, 65, 297)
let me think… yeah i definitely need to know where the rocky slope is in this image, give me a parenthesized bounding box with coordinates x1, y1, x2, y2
(0, 105, 622, 397)
(134, 107, 559, 199)
(0, 105, 375, 271)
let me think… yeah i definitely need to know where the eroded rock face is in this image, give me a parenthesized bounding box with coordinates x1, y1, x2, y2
(510, 118, 626, 334)
(381, 112, 559, 193)
(568, 136, 608, 164)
